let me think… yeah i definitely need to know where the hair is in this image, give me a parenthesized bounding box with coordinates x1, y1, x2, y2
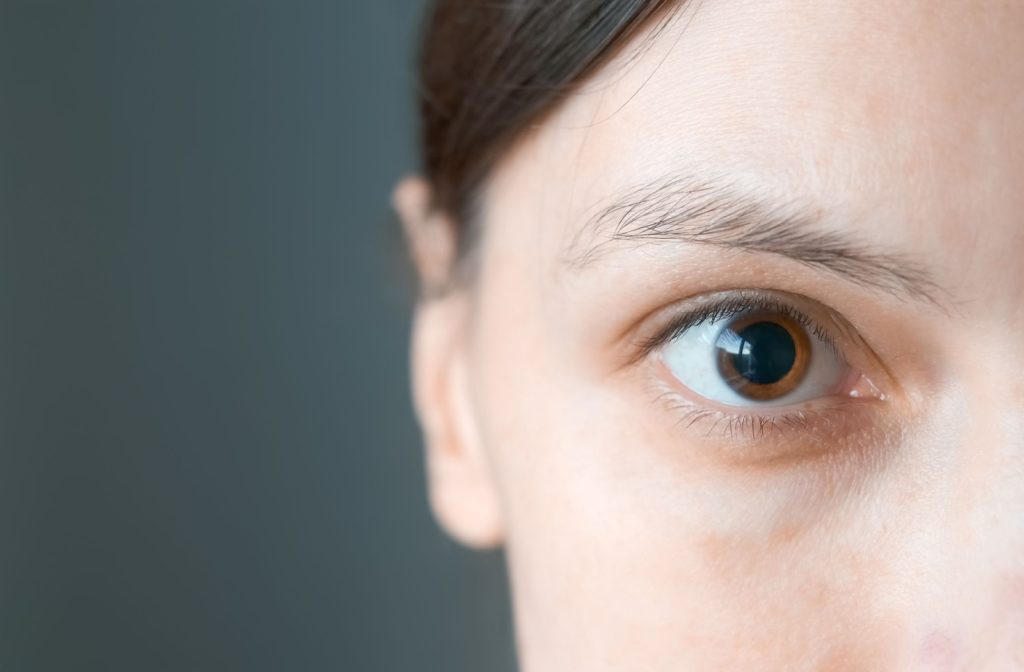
(416, 0, 678, 253)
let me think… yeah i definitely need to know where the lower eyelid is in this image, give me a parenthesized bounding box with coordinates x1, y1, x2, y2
(650, 366, 893, 468)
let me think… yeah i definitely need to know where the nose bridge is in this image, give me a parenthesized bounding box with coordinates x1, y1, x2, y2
(948, 320, 1024, 666)
(961, 213, 1024, 322)
(958, 314, 1024, 539)
(991, 262, 1024, 335)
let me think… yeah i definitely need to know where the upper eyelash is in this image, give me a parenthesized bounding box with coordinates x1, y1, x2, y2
(637, 290, 844, 360)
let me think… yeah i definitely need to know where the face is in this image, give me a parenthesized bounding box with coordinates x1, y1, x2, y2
(402, 0, 1024, 669)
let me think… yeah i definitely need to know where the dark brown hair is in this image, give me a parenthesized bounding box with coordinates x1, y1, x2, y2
(416, 0, 677, 242)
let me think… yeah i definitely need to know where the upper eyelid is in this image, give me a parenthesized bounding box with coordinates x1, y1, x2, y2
(634, 290, 847, 362)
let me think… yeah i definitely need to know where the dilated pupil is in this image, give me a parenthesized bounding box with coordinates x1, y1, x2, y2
(728, 321, 796, 385)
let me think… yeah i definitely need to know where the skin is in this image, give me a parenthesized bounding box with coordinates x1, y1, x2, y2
(395, 0, 1024, 669)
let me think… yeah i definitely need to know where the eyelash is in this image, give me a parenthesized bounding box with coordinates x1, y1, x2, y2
(638, 291, 844, 362)
(654, 394, 865, 442)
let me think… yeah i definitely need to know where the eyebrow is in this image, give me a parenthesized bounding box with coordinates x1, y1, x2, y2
(564, 175, 947, 307)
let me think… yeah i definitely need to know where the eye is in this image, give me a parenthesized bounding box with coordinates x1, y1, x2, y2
(660, 302, 850, 408)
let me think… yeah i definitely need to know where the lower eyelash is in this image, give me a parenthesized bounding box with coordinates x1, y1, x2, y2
(655, 388, 871, 443)
(671, 404, 820, 441)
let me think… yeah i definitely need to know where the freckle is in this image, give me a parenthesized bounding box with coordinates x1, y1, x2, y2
(919, 630, 959, 670)
(772, 523, 799, 544)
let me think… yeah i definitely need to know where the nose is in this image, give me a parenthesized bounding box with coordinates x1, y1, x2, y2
(920, 337, 1024, 670)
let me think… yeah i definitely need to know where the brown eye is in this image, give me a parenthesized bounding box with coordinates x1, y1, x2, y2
(661, 296, 849, 409)
(714, 312, 811, 401)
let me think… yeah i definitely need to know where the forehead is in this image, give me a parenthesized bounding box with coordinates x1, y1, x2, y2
(481, 0, 1024, 304)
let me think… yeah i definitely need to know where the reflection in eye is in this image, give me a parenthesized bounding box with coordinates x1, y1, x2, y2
(661, 301, 849, 408)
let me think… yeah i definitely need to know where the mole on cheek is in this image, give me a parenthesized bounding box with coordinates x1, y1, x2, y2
(918, 630, 959, 670)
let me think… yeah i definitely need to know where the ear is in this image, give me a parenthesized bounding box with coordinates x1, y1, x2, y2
(393, 177, 504, 550)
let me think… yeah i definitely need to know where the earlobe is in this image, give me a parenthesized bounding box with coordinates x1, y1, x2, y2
(422, 340, 505, 550)
(395, 176, 505, 550)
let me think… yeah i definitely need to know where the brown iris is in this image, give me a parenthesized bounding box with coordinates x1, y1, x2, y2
(714, 312, 811, 401)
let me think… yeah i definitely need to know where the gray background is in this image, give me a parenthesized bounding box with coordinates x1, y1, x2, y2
(0, 1, 517, 670)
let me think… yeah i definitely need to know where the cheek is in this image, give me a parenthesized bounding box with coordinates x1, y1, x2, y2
(468, 315, 917, 668)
